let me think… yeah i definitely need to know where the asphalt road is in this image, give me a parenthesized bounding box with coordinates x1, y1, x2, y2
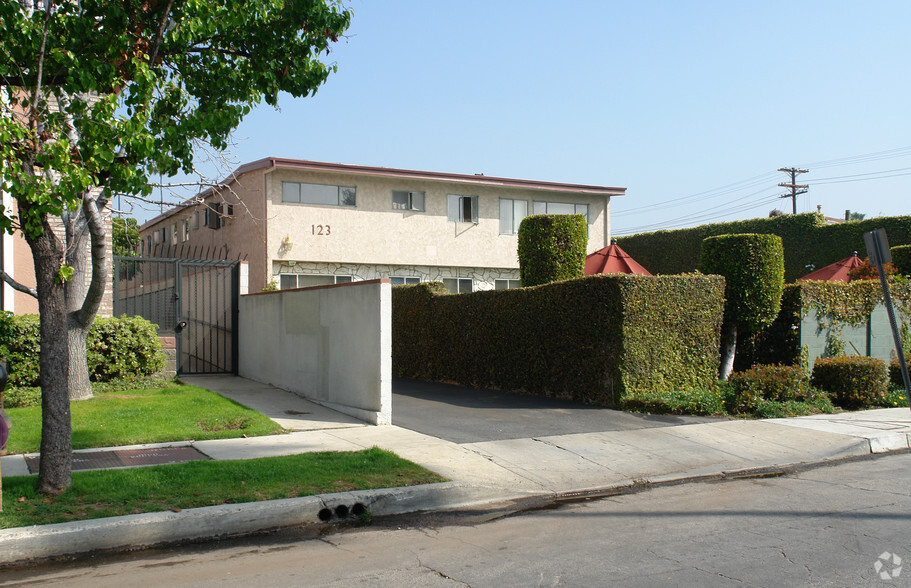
(7, 452, 910, 586)
(391, 378, 724, 444)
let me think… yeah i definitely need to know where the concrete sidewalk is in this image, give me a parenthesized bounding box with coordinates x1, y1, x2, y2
(2, 375, 910, 566)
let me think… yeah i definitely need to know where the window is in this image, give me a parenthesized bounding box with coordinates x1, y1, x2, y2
(447, 194, 478, 223)
(171, 223, 179, 245)
(182, 218, 191, 242)
(499, 198, 528, 234)
(188, 212, 199, 231)
(145, 236, 152, 254)
(390, 276, 421, 285)
(533, 201, 589, 223)
(282, 181, 356, 207)
(392, 190, 425, 211)
(205, 203, 225, 230)
(279, 274, 352, 289)
(442, 278, 473, 293)
(495, 279, 522, 290)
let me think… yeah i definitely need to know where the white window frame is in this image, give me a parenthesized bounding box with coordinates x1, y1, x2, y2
(282, 181, 357, 207)
(499, 198, 528, 235)
(390, 276, 421, 285)
(447, 194, 479, 224)
(532, 201, 589, 223)
(442, 277, 473, 294)
(279, 274, 352, 290)
(392, 190, 425, 211)
(494, 279, 522, 290)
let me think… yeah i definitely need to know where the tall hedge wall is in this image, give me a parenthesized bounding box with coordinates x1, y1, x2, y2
(392, 275, 725, 407)
(618, 213, 911, 282)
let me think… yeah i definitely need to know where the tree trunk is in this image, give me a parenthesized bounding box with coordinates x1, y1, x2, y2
(26, 217, 73, 495)
(719, 321, 737, 381)
(65, 192, 108, 401)
(65, 210, 93, 400)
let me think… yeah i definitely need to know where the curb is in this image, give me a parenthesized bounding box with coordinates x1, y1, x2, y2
(5, 449, 910, 568)
(0, 482, 547, 567)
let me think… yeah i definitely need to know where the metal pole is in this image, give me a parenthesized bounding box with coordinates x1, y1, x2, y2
(864, 229, 911, 410)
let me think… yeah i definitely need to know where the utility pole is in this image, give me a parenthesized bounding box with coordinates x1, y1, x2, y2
(778, 167, 809, 214)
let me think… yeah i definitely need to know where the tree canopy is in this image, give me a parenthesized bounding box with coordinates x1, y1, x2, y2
(0, 0, 351, 494)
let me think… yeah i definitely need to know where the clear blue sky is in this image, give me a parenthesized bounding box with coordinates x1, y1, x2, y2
(145, 1, 911, 235)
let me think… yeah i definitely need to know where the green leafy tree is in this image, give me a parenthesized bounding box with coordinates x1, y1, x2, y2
(0, 0, 350, 494)
(113, 217, 140, 257)
(700, 233, 785, 380)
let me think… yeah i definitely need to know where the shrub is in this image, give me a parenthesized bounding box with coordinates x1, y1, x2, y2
(0, 312, 41, 387)
(619, 387, 726, 416)
(87, 316, 166, 382)
(891, 244, 911, 276)
(517, 214, 587, 287)
(700, 233, 785, 379)
(3, 386, 41, 409)
(847, 257, 896, 281)
(750, 397, 836, 418)
(889, 356, 911, 387)
(724, 364, 819, 414)
(811, 356, 888, 409)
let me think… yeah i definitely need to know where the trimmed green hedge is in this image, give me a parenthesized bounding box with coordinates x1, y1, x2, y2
(0, 313, 165, 386)
(811, 356, 888, 409)
(517, 214, 587, 287)
(619, 213, 911, 282)
(392, 274, 725, 407)
(892, 244, 911, 276)
(700, 233, 784, 331)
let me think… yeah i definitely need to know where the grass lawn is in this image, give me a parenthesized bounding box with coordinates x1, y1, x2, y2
(0, 447, 447, 528)
(3, 382, 284, 454)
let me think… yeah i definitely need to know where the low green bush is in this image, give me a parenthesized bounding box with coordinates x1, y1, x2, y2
(873, 384, 908, 409)
(888, 356, 911, 387)
(0, 314, 165, 386)
(811, 356, 888, 409)
(750, 397, 836, 418)
(87, 316, 166, 382)
(724, 364, 820, 414)
(619, 387, 726, 416)
(0, 312, 40, 387)
(2, 386, 41, 409)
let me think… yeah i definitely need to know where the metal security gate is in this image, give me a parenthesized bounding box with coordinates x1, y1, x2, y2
(113, 257, 239, 375)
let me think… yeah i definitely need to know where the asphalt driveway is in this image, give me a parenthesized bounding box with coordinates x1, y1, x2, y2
(392, 378, 724, 444)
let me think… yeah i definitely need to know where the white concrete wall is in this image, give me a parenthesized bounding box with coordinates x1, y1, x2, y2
(238, 279, 392, 425)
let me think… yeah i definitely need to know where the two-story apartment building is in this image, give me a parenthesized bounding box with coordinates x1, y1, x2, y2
(139, 158, 626, 293)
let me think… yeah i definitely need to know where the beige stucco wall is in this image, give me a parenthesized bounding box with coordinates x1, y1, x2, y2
(264, 168, 609, 273)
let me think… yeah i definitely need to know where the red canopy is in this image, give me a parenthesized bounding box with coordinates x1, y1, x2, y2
(798, 253, 863, 282)
(585, 241, 652, 276)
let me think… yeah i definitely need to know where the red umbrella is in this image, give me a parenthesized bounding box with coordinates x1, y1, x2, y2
(798, 252, 863, 282)
(585, 240, 652, 276)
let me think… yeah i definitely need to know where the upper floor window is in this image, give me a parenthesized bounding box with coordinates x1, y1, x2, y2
(282, 181, 356, 207)
(499, 198, 528, 235)
(392, 190, 425, 211)
(533, 201, 589, 223)
(447, 194, 478, 224)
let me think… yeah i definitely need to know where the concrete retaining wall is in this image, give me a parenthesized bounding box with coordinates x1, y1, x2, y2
(238, 279, 391, 425)
(802, 303, 907, 367)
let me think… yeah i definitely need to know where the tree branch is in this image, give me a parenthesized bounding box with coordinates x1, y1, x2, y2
(147, 0, 176, 66)
(70, 191, 107, 327)
(0, 268, 38, 299)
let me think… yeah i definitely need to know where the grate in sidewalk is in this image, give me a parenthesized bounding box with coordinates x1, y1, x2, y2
(25, 446, 209, 474)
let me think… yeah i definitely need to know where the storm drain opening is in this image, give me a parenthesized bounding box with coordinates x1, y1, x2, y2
(318, 502, 368, 522)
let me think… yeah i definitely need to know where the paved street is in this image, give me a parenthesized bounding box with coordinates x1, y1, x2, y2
(392, 378, 723, 444)
(5, 452, 910, 587)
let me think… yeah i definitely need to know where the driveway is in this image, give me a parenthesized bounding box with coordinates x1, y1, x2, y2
(392, 378, 724, 444)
